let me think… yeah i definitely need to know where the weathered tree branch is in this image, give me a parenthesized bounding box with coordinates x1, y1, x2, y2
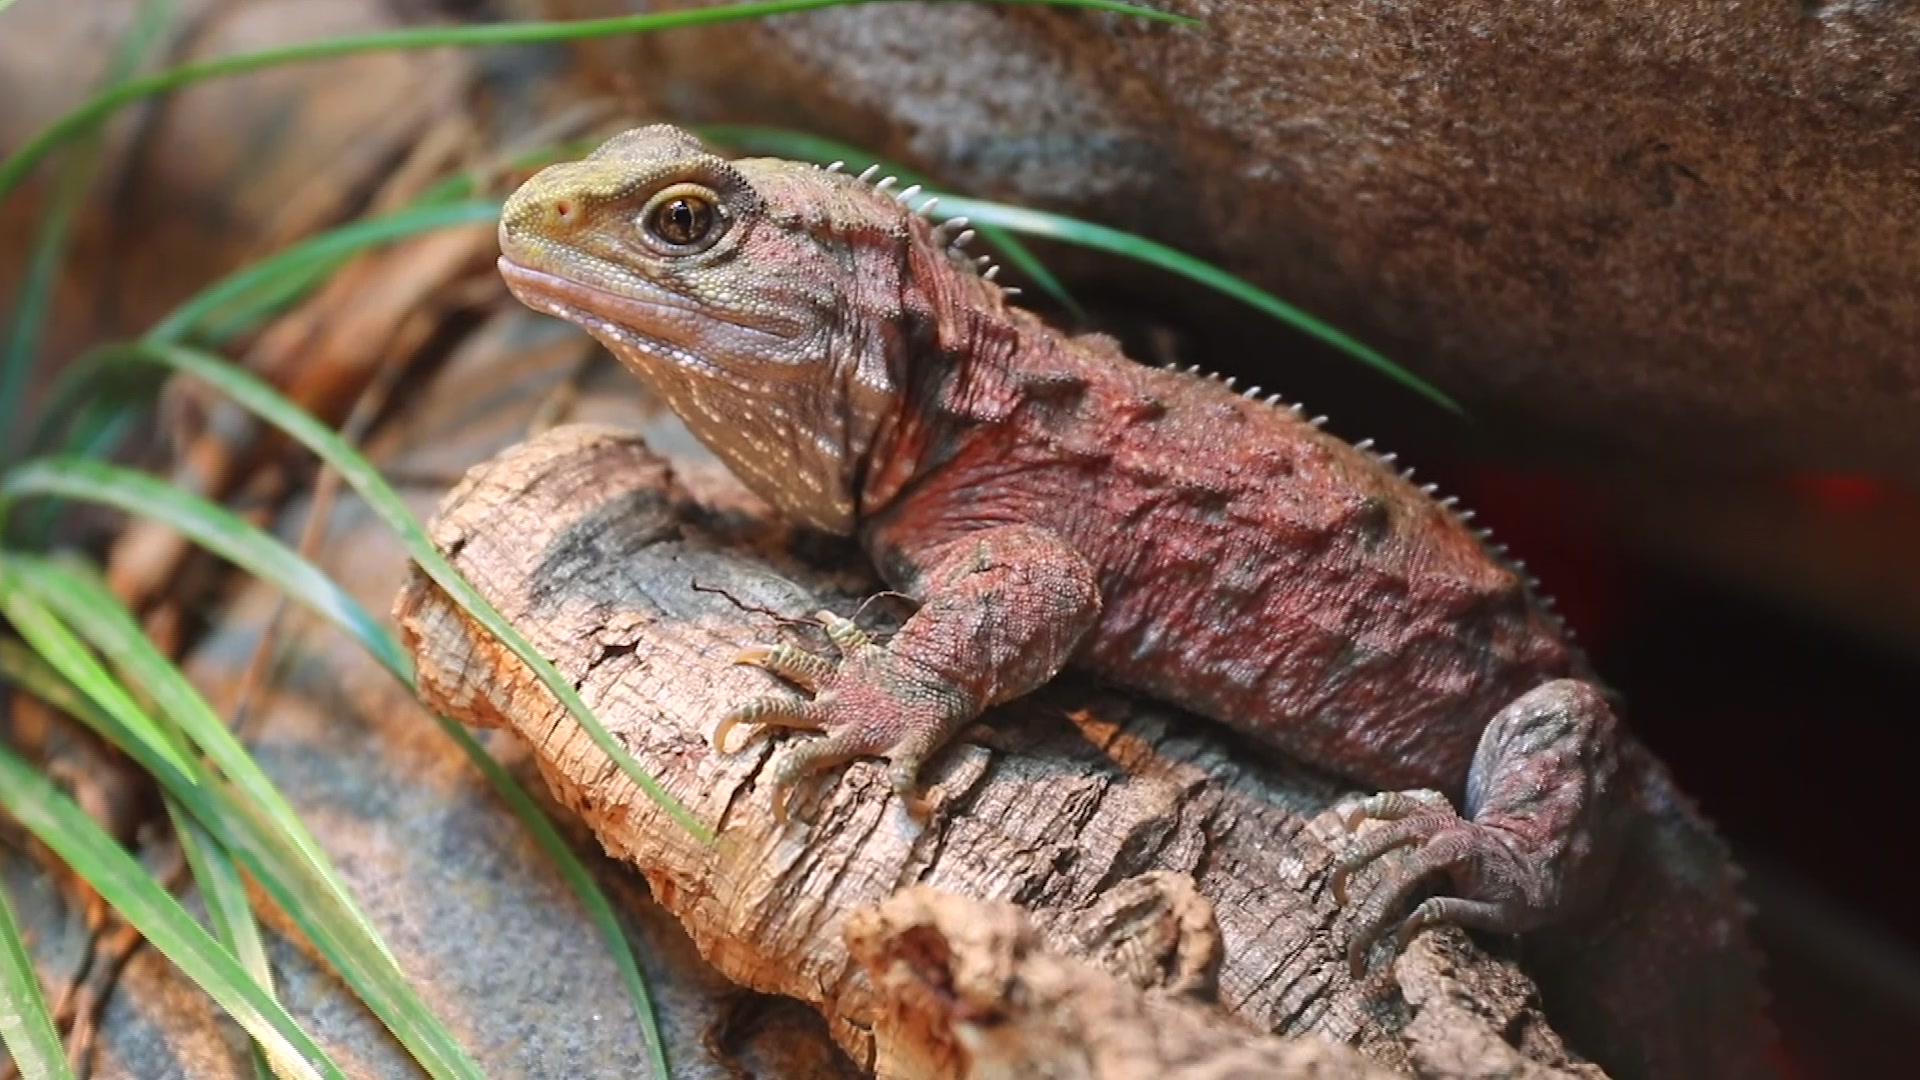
(393, 424, 1604, 1079)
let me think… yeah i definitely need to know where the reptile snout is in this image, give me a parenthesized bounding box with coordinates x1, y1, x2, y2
(497, 166, 583, 254)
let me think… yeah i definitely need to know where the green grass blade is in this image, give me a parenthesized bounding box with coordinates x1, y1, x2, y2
(0, 747, 340, 1080)
(0, 879, 72, 1080)
(0, 566, 196, 780)
(698, 124, 1084, 318)
(929, 195, 1462, 413)
(0, 573, 486, 1080)
(0, 624, 279, 1080)
(0, 457, 409, 679)
(79, 340, 712, 841)
(173, 809, 273, 1000)
(0, 0, 178, 463)
(24, 200, 502, 464)
(0, 457, 671, 1071)
(3, 554, 403, 970)
(0, 1, 1193, 202)
(145, 200, 503, 346)
(0, 641, 106, 730)
(171, 805, 278, 1080)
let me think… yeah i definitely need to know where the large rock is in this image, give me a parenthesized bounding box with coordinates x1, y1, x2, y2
(551, 0, 1919, 475)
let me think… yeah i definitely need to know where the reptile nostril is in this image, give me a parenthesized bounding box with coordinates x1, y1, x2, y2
(553, 199, 574, 222)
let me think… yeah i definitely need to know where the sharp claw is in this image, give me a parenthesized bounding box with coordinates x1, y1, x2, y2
(712, 695, 823, 752)
(772, 780, 793, 825)
(712, 710, 744, 753)
(733, 645, 775, 666)
(1393, 908, 1429, 956)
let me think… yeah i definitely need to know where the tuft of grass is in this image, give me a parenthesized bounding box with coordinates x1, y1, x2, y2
(1, 456, 672, 1075)
(0, 738, 343, 1080)
(74, 340, 713, 840)
(0, 568, 485, 1079)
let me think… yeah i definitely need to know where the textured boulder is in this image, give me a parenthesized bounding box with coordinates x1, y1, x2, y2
(554, 0, 1920, 475)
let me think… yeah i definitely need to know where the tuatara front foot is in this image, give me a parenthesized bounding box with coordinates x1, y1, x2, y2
(715, 610, 973, 822)
(1331, 679, 1632, 977)
(714, 524, 1102, 822)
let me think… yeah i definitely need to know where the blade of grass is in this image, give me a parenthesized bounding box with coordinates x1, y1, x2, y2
(0, 459, 670, 1072)
(63, 340, 713, 841)
(698, 123, 1083, 318)
(3, 554, 402, 974)
(144, 200, 503, 346)
(24, 200, 502, 467)
(0, 747, 340, 1080)
(0, 636, 289, 1080)
(0, 571, 486, 1080)
(0, 457, 407, 678)
(0, 879, 72, 1080)
(184, 140, 603, 346)
(0, 0, 178, 463)
(930, 195, 1461, 413)
(0, 0, 1193, 202)
(172, 807, 279, 1080)
(0, 569, 196, 782)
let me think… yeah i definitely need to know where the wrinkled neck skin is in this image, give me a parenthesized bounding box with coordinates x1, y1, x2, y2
(590, 244, 915, 538)
(858, 238, 1043, 519)
(591, 210, 1039, 539)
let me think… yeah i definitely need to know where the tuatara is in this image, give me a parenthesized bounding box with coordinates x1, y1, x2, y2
(494, 125, 1775, 1080)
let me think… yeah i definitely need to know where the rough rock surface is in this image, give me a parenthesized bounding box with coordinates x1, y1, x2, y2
(545, 0, 1920, 476)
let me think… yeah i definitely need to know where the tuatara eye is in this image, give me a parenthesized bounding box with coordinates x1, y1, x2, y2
(641, 184, 723, 252)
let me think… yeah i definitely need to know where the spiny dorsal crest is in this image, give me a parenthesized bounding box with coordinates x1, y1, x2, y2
(822, 157, 1015, 294)
(1159, 358, 1568, 629)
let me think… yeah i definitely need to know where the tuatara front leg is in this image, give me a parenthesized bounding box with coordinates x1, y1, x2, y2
(1332, 679, 1631, 975)
(714, 525, 1101, 819)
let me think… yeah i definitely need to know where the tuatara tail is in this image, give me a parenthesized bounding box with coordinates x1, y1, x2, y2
(1527, 745, 1782, 1080)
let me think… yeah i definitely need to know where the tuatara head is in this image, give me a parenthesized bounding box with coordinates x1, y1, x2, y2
(498, 125, 967, 536)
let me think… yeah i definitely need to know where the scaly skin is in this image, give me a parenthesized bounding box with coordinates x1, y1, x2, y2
(496, 126, 1775, 1079)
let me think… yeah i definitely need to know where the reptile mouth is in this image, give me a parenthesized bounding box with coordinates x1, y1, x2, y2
(497, 257, 697, 326)
(496, 258, 726, 376)
(497, 257, 794, 348)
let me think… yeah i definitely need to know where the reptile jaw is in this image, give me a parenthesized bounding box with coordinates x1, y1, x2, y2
(497, 257, 742, 377)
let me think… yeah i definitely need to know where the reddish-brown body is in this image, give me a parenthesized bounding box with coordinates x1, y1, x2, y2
(863, 317, 1579, 796)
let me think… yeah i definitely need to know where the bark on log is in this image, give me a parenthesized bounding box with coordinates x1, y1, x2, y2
(393, 423, 1606, 1079)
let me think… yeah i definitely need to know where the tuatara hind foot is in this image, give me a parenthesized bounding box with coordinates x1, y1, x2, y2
(1331, 679, 1631, 977)
(1333, 790, 1541, 976)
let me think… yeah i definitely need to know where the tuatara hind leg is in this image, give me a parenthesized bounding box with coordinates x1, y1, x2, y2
(714, 524, 1102, 820)
(1332, 679, 1631, 975)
